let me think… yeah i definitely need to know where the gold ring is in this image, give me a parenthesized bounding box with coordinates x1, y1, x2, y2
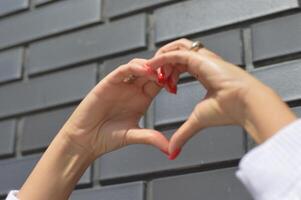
(123, 74, 137, 83)
(190, 41, 204, 52)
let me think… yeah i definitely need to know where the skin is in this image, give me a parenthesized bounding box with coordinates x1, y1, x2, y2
(148, 39, 297, 154)
(17, 39, 297, 200)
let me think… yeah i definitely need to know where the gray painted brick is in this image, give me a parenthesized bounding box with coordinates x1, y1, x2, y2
(251, 59, 301, 102)
(0, 120, 15, 157)
(194, 29, 243, 65)
(99, 125, 244, 181)
(79, 167, 92, 186)
(0, 156, 39, 195)
(248, 106, 301, 150)
(155, 0, 299, 42)
(252, 13, 301, 61)
(0, 48, 23, 84)
(0, 155, 91, 195)
(0, 64, 96, 118)
(71, 182, 144, 200)
(35, 0, 56, 6)
(21, 106, 76, 153)
(27, 14, 146, 75)
(0, 0, 28, 17)
(155, 81, 206, 126)
(0, 0, 102, 50)
(102, 50, 154, 78)
(150, 167, 252, 200)
(106, 0, 178, 18)
(292, 106, 301, 117)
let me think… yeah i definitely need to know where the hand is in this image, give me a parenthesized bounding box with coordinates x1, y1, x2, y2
(147, 38, 296, 156)
(61, 59, 169, 160)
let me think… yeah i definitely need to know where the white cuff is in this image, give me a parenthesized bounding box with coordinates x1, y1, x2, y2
(6, 190, 19, 200)
(236, 119, 301, 200)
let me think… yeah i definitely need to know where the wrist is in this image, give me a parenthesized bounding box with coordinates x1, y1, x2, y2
(240, 80, 297, 143)
(18, 131, 94, 200)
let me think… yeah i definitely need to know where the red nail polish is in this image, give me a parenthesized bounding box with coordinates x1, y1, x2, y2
(160, 149, 169, 156)
(157, 68, 165, 85)
(169, 85, 177, 94)
(168, 148, 182, 160)
(167, 77, 177, 94)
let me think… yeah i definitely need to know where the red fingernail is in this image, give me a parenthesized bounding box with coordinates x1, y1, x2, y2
(160, 149, 169, 156)
(168, 148, 182, 160)
(157, 68, 166, 85)
(167, 77, 177, 94)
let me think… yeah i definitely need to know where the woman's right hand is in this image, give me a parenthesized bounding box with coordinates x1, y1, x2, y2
(147, 39, 297, 157)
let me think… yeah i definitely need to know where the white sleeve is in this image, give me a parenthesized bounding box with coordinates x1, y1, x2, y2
(236, 119, 301, 200)
(5, 191, 19, 200)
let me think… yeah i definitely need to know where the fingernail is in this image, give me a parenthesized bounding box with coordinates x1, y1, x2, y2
(168, 148, 182, 160)
(167, 77, 177, 94)
(157, 68, 165, 85)
(160, 149, 169, 156)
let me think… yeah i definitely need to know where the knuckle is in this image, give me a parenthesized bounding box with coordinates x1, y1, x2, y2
(130, 58, 141, 63)
(178, 38, 190, 43)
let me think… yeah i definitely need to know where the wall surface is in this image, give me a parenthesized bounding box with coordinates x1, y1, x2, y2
(0, 0, 301, 199)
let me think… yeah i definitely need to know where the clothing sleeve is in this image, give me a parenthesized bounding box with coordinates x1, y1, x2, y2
(5, 191, 19, 200)
(236, 119, 301, 200)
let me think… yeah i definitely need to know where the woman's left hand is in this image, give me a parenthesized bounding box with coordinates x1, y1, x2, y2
(61, 59, 169, 160)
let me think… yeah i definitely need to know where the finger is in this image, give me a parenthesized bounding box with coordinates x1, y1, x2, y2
(166, 67, 180, 94)
(147, 50, 201, 77)
(155, 38, 192, 57)
(126, 128, 169, 154)
(155, 38, 219, 58)
(147, 50, 221, 89)
(168, 111, 204, 156)
(143, 81, 162, 99)
(107, 59, 158, 84)
(156, 64, 173, 86)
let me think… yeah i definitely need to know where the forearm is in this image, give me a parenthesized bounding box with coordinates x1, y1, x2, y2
(242, 81, 297, 144)
(17, 131, 94, 200)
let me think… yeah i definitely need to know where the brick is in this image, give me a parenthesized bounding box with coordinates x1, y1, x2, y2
(0, 64, 96, 118)
(0, 48, 23, 84)
(102, 50, 154, 78)
(251, 59, 301, 102)
(0, 0, 28, 17)
(179, 30, 243, 79)
(35, 0, 56, 6)
(0, 156, 39, 195)
(248, 106, 301, 150)
(106, 0, 178, 18)
(252, 13, 301, 61)
(70, 182, 144, 200)
(21, 106, 76, 153)
(0, 155, 91, 194)
(99, 125, 244, 181)
(79, 167, 92, 186)
(194, 29, 243, 65)
(0, 0, 102, 50)
(155, 81, 206, 126)
(27, 14, 146, 75)
(150, 167, 252, 200)
(155, 0, 299, 42)
(292, 106, 301, 117)
(0, 120, 15, 157)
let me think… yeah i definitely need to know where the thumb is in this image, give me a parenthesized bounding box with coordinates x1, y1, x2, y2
(168, 100, 212, 159)
(168, 113, 203, 159)
(125, 128, 169, 155)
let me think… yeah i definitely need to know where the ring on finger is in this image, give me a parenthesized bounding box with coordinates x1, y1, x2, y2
(189, 41, 204, 52)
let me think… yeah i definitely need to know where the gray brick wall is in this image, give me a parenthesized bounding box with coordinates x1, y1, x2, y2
(0, 0, 300, 199)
